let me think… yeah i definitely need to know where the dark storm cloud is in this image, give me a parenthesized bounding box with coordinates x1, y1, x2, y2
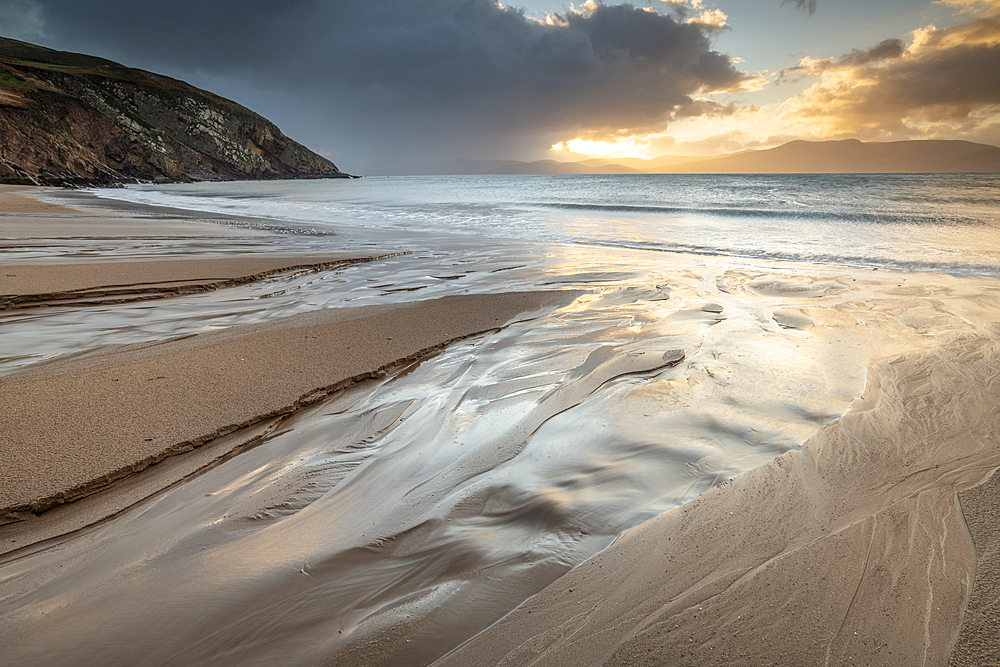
(782, 0, 816, 15)
(779, 38, 906, 80)
(0, 0, 45, 40)
(16, 0, 749, 171)
(839, 38, 907, 66)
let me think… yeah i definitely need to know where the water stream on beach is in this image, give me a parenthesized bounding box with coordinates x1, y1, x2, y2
(2, 175, 998, 665)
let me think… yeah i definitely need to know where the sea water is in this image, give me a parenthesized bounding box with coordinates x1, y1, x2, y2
(1, 173, 998, 666)
(90, 173, 1000, 275)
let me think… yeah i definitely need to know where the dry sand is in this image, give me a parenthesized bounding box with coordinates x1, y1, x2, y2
(0, 185, 93, 216)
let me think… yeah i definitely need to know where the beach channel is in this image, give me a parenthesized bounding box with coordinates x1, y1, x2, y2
(0, 184, 998, 666)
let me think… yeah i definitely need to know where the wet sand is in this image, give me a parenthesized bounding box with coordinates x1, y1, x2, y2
(0, 186, 576, 519)
(0, 289, 574, 520)
(0, 184, 262, 239)
(0, 255, 397, 308)
(2, 186, 1000, 666)
(438, 334, 1000, 666)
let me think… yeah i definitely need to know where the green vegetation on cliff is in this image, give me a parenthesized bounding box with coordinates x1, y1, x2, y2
(0, 36, 351, 186)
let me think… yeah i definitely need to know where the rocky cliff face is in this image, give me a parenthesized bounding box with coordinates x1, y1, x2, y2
(0, 37, 351, 186)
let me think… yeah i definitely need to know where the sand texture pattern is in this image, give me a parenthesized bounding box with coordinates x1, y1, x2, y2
(439, 334, 1000, 666)
(951, 467, 1000, 666)
(0, 255, 390, 308)
(0, 290, 574, 520)
(5, 184, 1000, 667)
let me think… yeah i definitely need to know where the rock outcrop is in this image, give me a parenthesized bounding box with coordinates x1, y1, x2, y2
(0, 37, 351, 186)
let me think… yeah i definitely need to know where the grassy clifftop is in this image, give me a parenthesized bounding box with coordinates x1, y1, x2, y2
(0, 37, 351, 186)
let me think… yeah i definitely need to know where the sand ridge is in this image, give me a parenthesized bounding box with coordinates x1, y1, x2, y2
(952, 467, 1000, 665)
(0, 254, 398, 308)
(0, 290, 578, 522)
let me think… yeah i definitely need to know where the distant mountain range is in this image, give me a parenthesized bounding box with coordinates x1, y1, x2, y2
(405, 139, 1000, 175)
(0, 37, 350, 186)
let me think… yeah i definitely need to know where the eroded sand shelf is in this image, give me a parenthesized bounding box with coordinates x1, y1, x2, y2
(0, 290, 576, 521)
(0, 254, 394, 309)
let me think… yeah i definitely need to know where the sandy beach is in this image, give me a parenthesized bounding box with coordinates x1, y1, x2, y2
(1, 183, 999, 667)
(0, 185, 577, 522)
(0, 289, 575, 519)
(438, 336, 1000, 666)
(0, 184, 262, 239)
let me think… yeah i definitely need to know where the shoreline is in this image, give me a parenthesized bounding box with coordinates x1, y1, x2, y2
(0, 186, 580, 522)
(1, 185, 999, 665)
(0, 184, 275, 240)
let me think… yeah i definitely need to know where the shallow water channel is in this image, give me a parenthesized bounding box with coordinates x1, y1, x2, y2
(2, 233, 925, 666)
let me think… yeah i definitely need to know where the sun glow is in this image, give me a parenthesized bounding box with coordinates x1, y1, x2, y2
(551, 134, 670, 159)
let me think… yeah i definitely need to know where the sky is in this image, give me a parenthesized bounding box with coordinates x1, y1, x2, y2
(0, 0, 998, 173)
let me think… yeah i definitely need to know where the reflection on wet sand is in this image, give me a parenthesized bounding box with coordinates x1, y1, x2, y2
(4, 227, 998, 665)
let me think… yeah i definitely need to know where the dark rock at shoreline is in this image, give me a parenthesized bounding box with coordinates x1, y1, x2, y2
(0, 36, 353, 186)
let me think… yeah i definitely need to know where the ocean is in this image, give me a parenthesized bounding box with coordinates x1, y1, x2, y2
(3, 173, 998, 665)
(89, 173, 1000, 275)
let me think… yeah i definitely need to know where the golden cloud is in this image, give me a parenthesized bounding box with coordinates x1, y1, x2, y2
(934, 0, 1000, 17)
(779, 13, 1000, 140)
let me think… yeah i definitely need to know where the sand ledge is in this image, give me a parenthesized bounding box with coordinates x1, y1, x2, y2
(6, 334, 449, 520)
(0, 254, 404, 309)
(0, 290, 579, 523)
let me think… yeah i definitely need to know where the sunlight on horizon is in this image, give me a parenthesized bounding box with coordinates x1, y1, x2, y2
(551, 137, 660, 159)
